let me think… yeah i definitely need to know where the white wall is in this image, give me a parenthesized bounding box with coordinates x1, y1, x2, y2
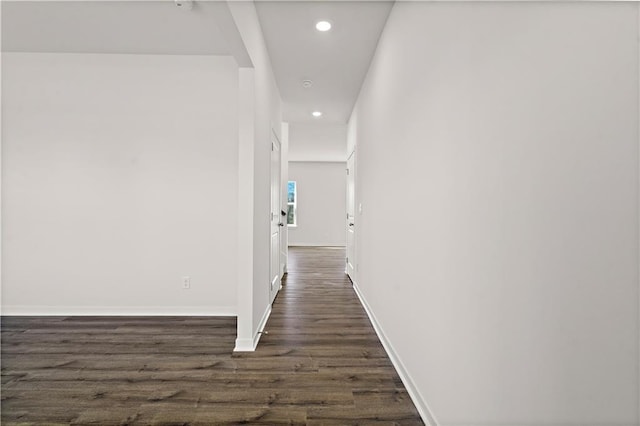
(228, 1, 283, 350)
(287, 122, 348, 247)
(288, 161, 346, 247)
(288, 123, 347, 162)
(350, 2, 639, 425)
(0, 5, 4, 311)
(2, 52, 239, 315)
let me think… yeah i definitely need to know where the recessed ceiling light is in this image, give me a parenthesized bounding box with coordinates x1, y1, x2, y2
(315, 21, 332, 32)
(312, 111, 323, 118)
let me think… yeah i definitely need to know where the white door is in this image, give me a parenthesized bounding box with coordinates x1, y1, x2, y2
(346, 149, 356, 279)
(270, 133, 282, 304)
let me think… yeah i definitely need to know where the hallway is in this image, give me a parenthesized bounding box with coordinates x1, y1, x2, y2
(249, 246, 424, 423)
(1, 247, 422, 425)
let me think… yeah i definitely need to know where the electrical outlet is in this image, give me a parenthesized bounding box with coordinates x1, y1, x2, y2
(182, 276, 190, 289)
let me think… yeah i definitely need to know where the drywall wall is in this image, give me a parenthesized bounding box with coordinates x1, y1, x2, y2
(2, 52, 239, 314)
(288, 161, 346, 247)
(349, 2, 639, 425)
(228, 1, 283, 350)
(0, 5, 4, 309)
(288, 123, 347, 162)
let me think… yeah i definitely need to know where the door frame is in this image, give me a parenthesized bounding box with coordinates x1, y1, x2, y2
(269, 130, 282, 304)
(346, 148, 356, 281)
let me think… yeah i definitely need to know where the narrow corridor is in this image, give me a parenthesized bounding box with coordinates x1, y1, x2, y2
(241, 246, 424, 423)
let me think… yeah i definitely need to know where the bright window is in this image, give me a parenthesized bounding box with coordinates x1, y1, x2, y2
(287, 181, 297, 226)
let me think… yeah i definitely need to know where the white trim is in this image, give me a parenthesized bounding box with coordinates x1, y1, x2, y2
(253, 304, 272, 347)
(271, 127, 281, 146)
(288, 160, 349, 164)
(234, 304, 272, 352)
(280, 122, 289, 284)
(0, 3, 3, 312)
(637, 4, 640, 421)
(233, 337, 255, 352)
(352, 281, 439, 426)
(288, 244, 346, 248)
(0, 306, 237, 316)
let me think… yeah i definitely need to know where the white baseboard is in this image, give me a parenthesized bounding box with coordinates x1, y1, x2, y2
(352, 281, 439, 426)
(288, 244, 346, 247)
(0, 305, 237, 316)
(233, 337, 255, 352)
(234, 304, 272, 352)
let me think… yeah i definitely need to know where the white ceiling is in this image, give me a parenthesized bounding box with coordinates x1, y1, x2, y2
(255, 1, 393, 124)
(1, 1, 231, 55)
(3, 0, 394, 126)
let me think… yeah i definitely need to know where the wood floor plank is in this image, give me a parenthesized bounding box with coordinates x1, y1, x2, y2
(1, 247, 423, 424)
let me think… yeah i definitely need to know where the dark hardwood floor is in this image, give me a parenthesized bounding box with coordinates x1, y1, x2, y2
(1, 247, 423, 425)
